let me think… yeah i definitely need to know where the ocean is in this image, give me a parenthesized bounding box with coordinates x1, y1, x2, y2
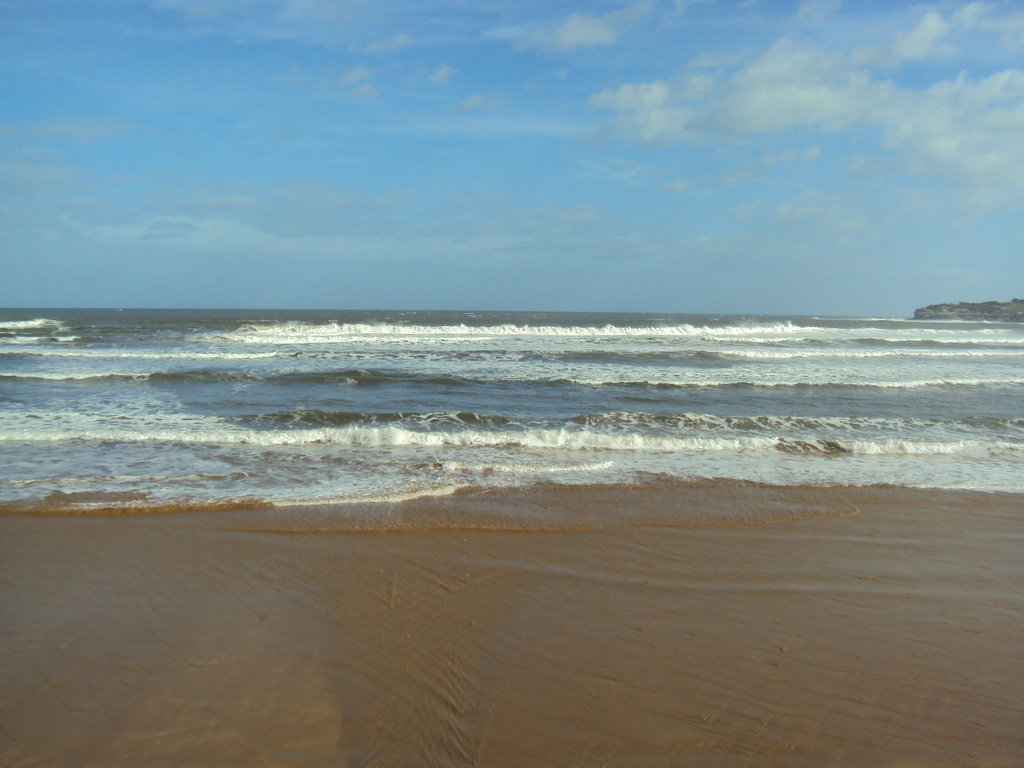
(2, 308, 1023, 511)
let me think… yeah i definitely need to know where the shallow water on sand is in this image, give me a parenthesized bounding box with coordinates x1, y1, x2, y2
(3, 481, 1022, 766)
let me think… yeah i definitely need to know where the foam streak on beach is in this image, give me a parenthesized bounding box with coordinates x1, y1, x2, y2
(2, 309, 1023, 766)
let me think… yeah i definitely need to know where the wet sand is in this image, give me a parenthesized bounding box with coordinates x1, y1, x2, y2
(2, 480, 1023, 766)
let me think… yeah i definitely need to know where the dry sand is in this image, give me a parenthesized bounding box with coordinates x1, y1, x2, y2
(2, 480, 1022, 767)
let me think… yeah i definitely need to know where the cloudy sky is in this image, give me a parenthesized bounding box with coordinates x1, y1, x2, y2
(2, 0, 1023, 314)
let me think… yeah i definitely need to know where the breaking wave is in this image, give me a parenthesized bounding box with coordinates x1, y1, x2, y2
(207, 320, 810, 344)
(563, 377, 1024, 390)
(0, 349, 280, 360)
(4, 368, 1024, 390)
(0, 318, 64, 331)
(203, 320, 1024, 346)
(2, 419, 1019, 459)
(4, 310, 1023, 498)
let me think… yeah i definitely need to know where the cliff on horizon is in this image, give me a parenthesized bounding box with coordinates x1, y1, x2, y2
(913, 299, 1024, 321)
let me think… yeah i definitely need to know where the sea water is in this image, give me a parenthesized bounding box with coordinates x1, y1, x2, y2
(1, 309, 1022, 509)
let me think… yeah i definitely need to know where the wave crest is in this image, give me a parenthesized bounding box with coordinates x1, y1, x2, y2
(208, 320, 806, 344)
(3, 419, 1019, 459)
(0, 318, 64, 331)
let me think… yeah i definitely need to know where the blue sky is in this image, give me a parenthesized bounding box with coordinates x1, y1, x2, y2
(2, 0, 1023, 314)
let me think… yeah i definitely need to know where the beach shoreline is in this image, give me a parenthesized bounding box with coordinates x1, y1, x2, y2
(3, 480, 1022, 766)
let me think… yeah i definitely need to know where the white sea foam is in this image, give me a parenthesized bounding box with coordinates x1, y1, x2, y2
(715, 349, 1024, 360)
(199, 320, 1024, 350)
(0, 335, 79, 345)
(0, 471, 253, 489)
(0, 372, 150, 381)
(581, 411, 1011, 434)
(843, 439, 1001, 457)
(562, 376, 1024, 389)
(3, 419, 1019, 459)
(0, 318, 64, 331)
(4, 364, 1023, 390)
(439, 460, 617, 474)
(209, 320, 812, 344)
(340, 484, 470, 505)
(0, 349, 280, 360)
(14, 408, 1018, 441)
(4, 310, 1023, 500)
(8, 344, 1017, 365)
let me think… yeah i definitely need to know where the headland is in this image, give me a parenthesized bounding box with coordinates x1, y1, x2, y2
(914, 298, 1024, 320)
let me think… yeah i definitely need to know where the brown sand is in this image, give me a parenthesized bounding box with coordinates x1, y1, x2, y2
(2, 480, 1022, 767)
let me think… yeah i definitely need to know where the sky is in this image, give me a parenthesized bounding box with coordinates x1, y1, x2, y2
(2, 0, 1023, 315)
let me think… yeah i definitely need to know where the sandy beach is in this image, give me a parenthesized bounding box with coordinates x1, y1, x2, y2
(2, 480, 1022, 767)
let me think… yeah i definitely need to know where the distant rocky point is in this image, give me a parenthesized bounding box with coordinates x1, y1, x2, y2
(913, 299, 1024, 321)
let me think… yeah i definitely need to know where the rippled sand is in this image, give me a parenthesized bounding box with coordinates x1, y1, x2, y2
(2, 480, 1022, 766)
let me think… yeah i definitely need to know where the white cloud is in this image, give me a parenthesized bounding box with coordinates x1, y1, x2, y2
(151, 0, 364, 47)
(280, 0, 355, 22)
(673, 0, 717, 14)
(944, 0, 1024, 47)
(4, 117, 138, 143)
(590, 81, 695, 143)
(455, 93, 506, 112)
(366, 33, 414, 54)
(403, 111, 584, 140)
(797, 0, 841, 25)
(338, 65, 372, 86)
(885, 69, 1024, 187)
(772, 194, 826, 220)
(760, 146, 823, 167)
(0, 146, 81, 195)
(543, 13, 620, 49)
(429, 64, 455, 86)
(150, 0, 236, 20)
(64, 180, 419, 246)
(664, 177, 693, 192)
(271, 66, 309, 86)
(732, 189, 869, 234)
(715, 39, 880, 133)
(326, 65, 378, 98)
(980, 9, 1024, 48)
(850, 9, 956, 67)
(494, 2, 653, 52)
(590, 7, 1024, 199)
(892, 10, 953, 60)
